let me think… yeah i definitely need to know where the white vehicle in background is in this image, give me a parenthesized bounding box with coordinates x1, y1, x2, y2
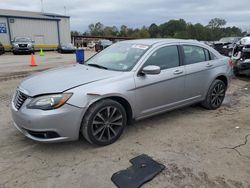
(87, 41, 96, 49)
(232, 37, 250, 75)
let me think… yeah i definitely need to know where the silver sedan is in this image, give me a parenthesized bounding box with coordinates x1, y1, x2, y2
(11, 39, 232, 145)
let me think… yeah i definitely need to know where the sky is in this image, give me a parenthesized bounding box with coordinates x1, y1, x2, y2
(0, 0, 250, 32)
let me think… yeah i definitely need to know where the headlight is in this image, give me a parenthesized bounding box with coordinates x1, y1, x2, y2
(27, 93, 72, 110)
(13, 43, 18, 47)
(27, 44, 32, 47)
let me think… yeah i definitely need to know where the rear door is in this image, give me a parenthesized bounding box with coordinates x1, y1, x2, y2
(181, 44, 215, 101)
(134, 44, 186, 118)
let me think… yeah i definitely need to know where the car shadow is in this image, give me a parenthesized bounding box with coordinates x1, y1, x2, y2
(24, 104, 204, 153)
(235, 74, 250, 81)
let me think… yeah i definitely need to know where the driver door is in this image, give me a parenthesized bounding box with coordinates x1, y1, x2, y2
(134, 45, 186, 118)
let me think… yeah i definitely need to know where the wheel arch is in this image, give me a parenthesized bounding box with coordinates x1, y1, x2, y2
(215, 74, 228, 88)
(84, 95, 134, 126)
(106, 96, 133, 125)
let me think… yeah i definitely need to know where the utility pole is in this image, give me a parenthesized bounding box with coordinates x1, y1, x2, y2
(41, 0, 44, 13)
(64, 6, 66, 16)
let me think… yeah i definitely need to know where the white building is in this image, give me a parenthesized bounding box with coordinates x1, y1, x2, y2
(0, 9, 71, 50)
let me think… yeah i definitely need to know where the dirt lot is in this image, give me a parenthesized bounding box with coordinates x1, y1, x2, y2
(0, 52, 249, 188)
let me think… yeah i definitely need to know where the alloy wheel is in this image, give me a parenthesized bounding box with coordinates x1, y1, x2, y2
(211, 82, 225, 108)
(91, 106, 123, 142)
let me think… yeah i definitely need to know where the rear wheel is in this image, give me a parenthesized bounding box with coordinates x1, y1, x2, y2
(81, 99, 127, 146)
(202, 80, 226, 110)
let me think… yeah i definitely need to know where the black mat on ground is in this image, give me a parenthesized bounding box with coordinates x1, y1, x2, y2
(111, 154, 165, 188)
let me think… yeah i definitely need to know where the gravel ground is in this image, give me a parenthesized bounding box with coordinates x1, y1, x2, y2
(0, 52, 249, 188)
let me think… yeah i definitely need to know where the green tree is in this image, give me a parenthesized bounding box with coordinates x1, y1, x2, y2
(148, 23, 158, 38)
(120, 25, 129, 37)
(103, 26, 119, 36)
(84, 19, 244, 41)
(88, 22, 104, 36)
(71, 30, 81, 36)
(207, 18, 226, 29)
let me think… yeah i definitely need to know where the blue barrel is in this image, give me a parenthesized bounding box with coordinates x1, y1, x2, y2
(76, 48, 85, 64)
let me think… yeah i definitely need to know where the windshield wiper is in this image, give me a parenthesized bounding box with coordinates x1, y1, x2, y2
(87, 64, 108, 70)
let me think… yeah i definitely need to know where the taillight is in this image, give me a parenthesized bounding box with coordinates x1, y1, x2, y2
(228, 59, 234, 67)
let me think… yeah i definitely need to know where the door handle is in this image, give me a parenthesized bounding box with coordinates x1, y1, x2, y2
(173, 70, 183, 75)
(206, 63, 213, 67)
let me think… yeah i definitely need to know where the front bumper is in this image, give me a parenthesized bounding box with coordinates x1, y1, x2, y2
(61, 49, 76, 53)
(13, 47, 34, 53)
(11, 98, 86, 143)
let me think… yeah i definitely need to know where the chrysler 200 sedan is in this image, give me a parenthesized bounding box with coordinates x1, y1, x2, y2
(11, 39, 232, 146)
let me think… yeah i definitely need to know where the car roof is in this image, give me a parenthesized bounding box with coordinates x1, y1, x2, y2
(119, 38, 222, 57)
(239, 37, 250, 45)
(120, 38, 199, 46)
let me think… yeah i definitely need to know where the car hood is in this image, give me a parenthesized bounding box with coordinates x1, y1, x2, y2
(19, 64, 121, 97)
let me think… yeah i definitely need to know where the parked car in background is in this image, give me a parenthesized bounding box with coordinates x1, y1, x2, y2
(213, 37, 241, 56)
(200, 41, 213, 47)
(232, 37, 250, 75)
(87, 41, 96, 49)
(57, 43, 76, 53)
(11, 39, 232, 146)
(95, 39, 113, 52)
(0, 42, 5, 55)
(11, 37, 35, 55)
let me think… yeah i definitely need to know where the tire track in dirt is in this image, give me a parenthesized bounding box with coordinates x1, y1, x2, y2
(0, 68, 49, 82)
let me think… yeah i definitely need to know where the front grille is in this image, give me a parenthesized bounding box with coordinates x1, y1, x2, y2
(14, 91, 27, 110)
(18, 44, 28, 48)
(245, 45, 250, 48)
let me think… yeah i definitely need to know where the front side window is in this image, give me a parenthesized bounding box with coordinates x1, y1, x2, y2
(143, 45, 180, 70)
(183, 45, 206, 65)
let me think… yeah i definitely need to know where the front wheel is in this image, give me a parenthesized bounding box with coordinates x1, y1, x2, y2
(81, 99, 127, 146)
(202, 80, 226, 110)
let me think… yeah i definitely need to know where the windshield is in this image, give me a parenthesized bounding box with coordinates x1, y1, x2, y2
(86, 43, 150, 71)
(14, 37, 32, 42)
(62, 43, 74, 48)
(219, 37, 240, 43)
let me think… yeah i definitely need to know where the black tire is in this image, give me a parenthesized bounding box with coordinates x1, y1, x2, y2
(81, 99, 127, 146)
(202, 79, 226, 110)
(0, 50, 5, 55)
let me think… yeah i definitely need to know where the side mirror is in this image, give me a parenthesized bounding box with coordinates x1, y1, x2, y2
(142, 65, 161, 75)
(32, 40, 35, 43)
(11, 40, 14, 43)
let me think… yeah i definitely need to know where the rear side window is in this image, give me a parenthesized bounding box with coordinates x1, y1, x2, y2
(143, 45, 179, 70)
(183, 45, 206, 65)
